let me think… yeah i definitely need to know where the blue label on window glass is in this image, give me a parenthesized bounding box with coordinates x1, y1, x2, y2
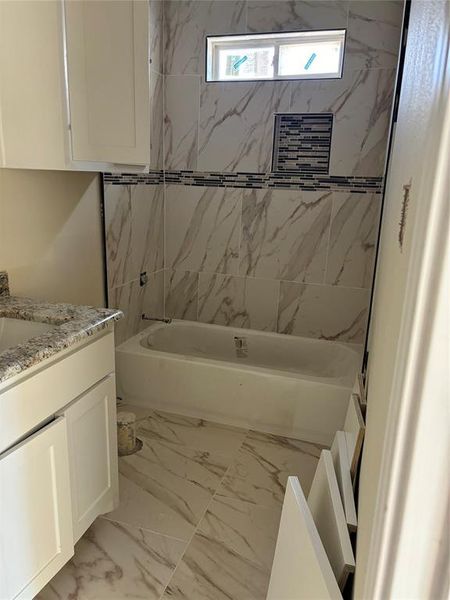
(233, 55, 248, 70)
(304, 53, 317, 70)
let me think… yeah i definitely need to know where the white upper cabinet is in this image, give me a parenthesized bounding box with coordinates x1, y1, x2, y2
(64, 0, 150, 166)
(0, 0, 69, 170)
(0, 0, 150, 171)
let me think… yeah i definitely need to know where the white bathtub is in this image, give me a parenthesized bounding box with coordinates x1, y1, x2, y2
(116, 320, 362, 445)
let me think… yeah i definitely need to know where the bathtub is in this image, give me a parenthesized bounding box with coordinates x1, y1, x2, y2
(116, 320, 362, 446)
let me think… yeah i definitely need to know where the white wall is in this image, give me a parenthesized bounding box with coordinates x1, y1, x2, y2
(354, 0, 448, 596)
(0, 169, 105, 306)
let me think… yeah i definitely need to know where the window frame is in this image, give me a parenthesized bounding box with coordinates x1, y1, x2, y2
(205, 29, 347, 83)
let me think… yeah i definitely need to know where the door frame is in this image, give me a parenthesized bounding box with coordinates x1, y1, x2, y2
(362, 14, 449, 598)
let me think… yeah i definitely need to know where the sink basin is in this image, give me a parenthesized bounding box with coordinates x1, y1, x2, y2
(0, 318, 57, 353)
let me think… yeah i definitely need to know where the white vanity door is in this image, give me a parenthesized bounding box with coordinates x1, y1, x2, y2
(64, 0, 150, 166)
(59, 375, 119, 543)
(0, 418, 73, 600)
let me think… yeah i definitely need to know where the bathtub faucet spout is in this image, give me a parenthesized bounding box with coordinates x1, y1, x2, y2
(142, 314, 172, 324)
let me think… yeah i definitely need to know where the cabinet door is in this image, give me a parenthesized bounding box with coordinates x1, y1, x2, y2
(0, 418, 73, 600)
(0, 0, 69, 170)
(64, 0, 150, 166)
(61, 375, 119, 543)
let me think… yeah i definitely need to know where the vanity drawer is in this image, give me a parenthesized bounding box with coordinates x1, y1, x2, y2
(0, 331, 115, 454)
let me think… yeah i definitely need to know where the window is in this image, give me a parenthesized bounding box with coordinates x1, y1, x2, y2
(206, 30, 346, 82)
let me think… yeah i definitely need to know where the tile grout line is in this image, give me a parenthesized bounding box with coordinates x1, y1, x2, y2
(157, 426, 251, 599)
(98, 513, 188, 545)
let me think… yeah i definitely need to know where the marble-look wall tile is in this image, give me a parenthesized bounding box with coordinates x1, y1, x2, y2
(165, 75, 199, 170)
(164, 0, 246, 75)
(247, 0, 349, 32)
(277, 282, 370, 343)
(109, 280, 143, 345)
(133, 185, 164, 275)
(150, 0, 164, 75)
(150, 71, 164, 170)
(240, 188, 332, 283)
(198, 81, 290, 173)
(165, 269, 199, 320)
(109, 272, 164, 344)
(141, 270, 165, 325)
(198, 273, 279, 332)
(290, 68, 397, 176)
(346, 1, 403, 70)
(105, 184, 164, 288)
(165, 185, 241, 275)
(105, 184, 133, 289)
(326, 193, 381, 288)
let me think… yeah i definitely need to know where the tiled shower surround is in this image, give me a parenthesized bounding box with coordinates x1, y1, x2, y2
(105, 0, 403, 346)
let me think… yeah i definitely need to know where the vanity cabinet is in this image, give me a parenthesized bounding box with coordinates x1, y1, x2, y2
(0, 418, 73, 600)
(0, 0, 150, 171)
(58, 375, 118, 543)
(0, 329, 119, 599)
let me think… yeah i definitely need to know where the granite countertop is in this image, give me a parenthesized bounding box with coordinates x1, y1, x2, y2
(0, 272, 123, 385)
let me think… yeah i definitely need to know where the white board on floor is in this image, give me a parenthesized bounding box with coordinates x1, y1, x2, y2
(267, 476, 342, 600)
(307, 450, 355, 590)
(344, 394, 365, 478)
(331, 432, 358, 532)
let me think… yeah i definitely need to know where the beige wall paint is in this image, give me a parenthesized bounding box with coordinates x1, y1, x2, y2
(0, 169, 105, 306)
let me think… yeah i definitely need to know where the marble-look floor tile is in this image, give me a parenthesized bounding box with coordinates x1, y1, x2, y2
(198, 273, 279, 332)
(37, 518, 186, 600)
(164, 76, 199, 170)
(165, 185, 241, 275)
(198, 81, 290, 173)
(346, 0, 403, 70)
(240, 188, 332, 283)
(290, 68, 397, 176)
(164, 0, 246, 75)
(164, 269, 199, 320)
(137, 409, 248, 455)
(277, 281, 370, 343)
(247, 0, 349, 32)
(196, 495, 281, 573)
(326, 193, 381, 288)
(218, 430, 322, 509)
(161, 533, 271, 600)
(104, 429, 232, 540)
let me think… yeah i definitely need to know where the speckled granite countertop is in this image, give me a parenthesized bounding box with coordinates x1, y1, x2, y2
(0, 272, 122, 385)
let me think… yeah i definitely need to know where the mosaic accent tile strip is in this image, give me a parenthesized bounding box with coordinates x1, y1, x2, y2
(103, 170, 383, 194)
(103, 171, 164, 185)
(272, 113, 333, 174)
